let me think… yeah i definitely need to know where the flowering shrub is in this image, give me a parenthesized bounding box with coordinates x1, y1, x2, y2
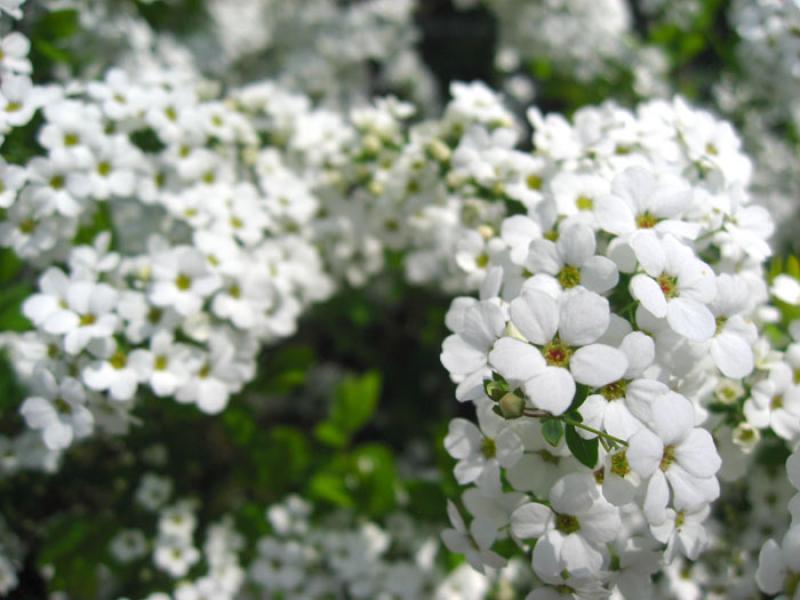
(0, 0, 799, 598)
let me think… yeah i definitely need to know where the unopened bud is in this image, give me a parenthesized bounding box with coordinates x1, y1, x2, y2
(363, 133, 382, 155)
(484, 379, 507, 402)
(427, 138, 451, 163)
(499, 392, 525, 419)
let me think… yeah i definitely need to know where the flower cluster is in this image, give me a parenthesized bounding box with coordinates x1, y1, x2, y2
(440, 94, 778, 596)
(756, 445, 800, 600)
(2, 1, 800, 598)
(114, 487, 502, 600)
(454, 0, 633, 83)
(108, 473, 245, 600)
(207, 0, 437, 109)
(0, 21, 337, 466)
(730, 0, 800, 131)
(248, 495, 476, 599)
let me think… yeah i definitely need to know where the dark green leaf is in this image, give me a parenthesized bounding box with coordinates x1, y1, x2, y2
(567, 384, 590, 413)
(541, 418, 564, 447)
(0, 283, 32, 331)
(565, 425, 599, 469)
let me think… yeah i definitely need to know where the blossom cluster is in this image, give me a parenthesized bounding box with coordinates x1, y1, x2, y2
(454, 0, 633, 83)
(1, 0, 800, 597)
(730, 0, 800, 131)
(109, 473, 244, 600)
(247, 495, 495, 600)
(756, 445, 800, 600)
(439, 93, 781, 596)
(110, 478, 500, 600)
(0, 15, 337, 470)
(206, 0, 437, 109)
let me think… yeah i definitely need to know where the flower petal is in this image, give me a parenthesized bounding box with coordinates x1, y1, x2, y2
(570, 344, 628, 387)
(524, 367, 575, 416)
(510, 289, 558, 345)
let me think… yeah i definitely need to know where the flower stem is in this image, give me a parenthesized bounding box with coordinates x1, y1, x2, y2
(562, 416, 628, 447)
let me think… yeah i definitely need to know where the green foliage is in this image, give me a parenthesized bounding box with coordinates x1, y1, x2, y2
(0, 111, 45, 165)
(38, 515, 115, 598)
(30, 9, 82, 80)
(315, 370, 381, 448)
(565, 424, 599, 469)
(541, 418, 564, 447)
(0, 248, 31, 333)
(308, 442, 398, 518)
(129, 128, 167, 154)
(0, 281, 32, 331)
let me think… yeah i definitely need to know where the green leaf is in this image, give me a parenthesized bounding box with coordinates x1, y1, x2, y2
(258, 344, 315, 394)
(787, 256, 800, 279)
(316, 370, 381, 447)
(313, 421, 347, 449)
(308, 472, 354, 508)
(567, 384, 590, 413)
(0, 111, 45, 164)
(350, 443, 397, 517)
(38, 514, 114, 598)
(129, 128, 167, 153)
(72, 202, 114, 249)
(222, 406, 257, 446)
(541, 418, 564, 447)
(0, 283, 32, 331)
(0, 249, 22, 283)
(565, 425, 599, 469)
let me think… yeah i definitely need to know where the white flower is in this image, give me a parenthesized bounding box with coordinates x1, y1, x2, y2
(505, 421, 583, 496)
(579, 331, 664, 441)
(489, 288, 627, 415)
(441, 300, 506, 402)
(0, 194, 64, 258)
(598, 448, 642, 506)
(0, 75, 41, 128)
(597, 166, 696, 239)
(175, 333, 242, 414)
(550, 172, 609, 223)
(649, 505, 710, 561)
(24, 277, 119, 355)
(0, 32, 30, 74)
(706, 273, 756, 378)
(27, 154, 89, 218)
(0, 160, 26, 208)
(0, 0, 25, 19)
(159, 502, 197, 541)
(136, 473, 173, 511)
(154, 537, 200, 578)
(19, 369, 93, 450)
(149, 246, 221, 316)
(745, 363, 800, 441)
(628, 392, 721, 524)
(110, 529, 148, 563)
(789, 449, 800, 492)
(608, 536, 661, 600)
(629, 232, 716, 342)
(85, 135, 141, 199)
(444, 400, 523, 489)
(501, 215, 542, 266)
(774, 275, 800, 306)
(756, 526, 800, 599)
(82, 341, 149, 402)
(511, 473, 620, 576)
(128, 331, 193, 397)
(525, 222, 618, 293)
(441, 500, 505, 574)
